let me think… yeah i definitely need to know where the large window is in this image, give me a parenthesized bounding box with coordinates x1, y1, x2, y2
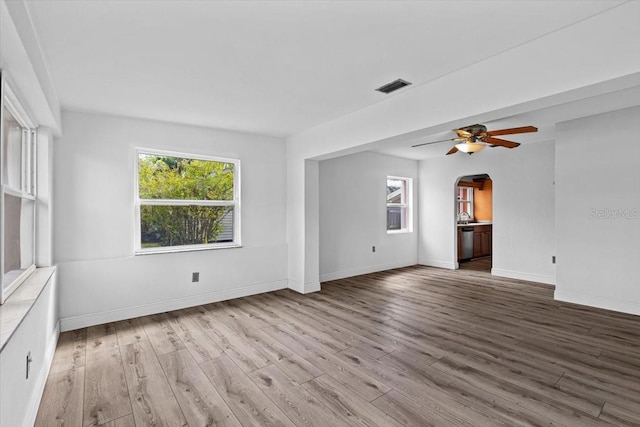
(135, 149, 240, 253)
(386, 176, 412, 233)
(1, 76, 37, 304)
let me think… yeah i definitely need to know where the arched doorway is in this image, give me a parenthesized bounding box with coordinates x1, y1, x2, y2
(455, 174, 492, 272)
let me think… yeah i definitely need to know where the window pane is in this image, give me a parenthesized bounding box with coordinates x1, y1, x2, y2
(138, 154, 234, 201)
(458, 187, 471, 202)
(140, 205, 234, 248)
(458, 201, 471, 214)
(2, 107, 24, 191)
(387, 206, 405, 230)
(3, 194, 34, 291)
(386, 179, 404, 204)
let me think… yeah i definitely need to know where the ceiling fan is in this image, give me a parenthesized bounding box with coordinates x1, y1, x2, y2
(412, 124, 538, 155)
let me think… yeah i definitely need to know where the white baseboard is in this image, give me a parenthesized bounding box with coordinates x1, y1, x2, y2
(319, 261, 417, 282)
(491, 268, 556, 285)
(60, 280, 287, 331)
(418, 260, 457, 270)
(23, 320, 60, 427)
(288, 279, 321, 294)
(554, 290, 640, 316)
(303, 282, 321, 293)
(288, 279, 303, 293)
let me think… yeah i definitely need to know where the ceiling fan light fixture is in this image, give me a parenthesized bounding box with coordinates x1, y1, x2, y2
(455, 142, 485, 154)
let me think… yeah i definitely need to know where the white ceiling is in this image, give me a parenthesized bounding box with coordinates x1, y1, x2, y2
(25, 0, 626, 139)
(370, 82, 640, 160)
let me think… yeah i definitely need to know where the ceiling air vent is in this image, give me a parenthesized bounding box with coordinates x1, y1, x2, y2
(375, 78, 412, 94)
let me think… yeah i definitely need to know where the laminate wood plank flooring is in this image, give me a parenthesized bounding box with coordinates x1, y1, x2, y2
(158, 349, 241, 426)
(114, 318, 148, 347)
(185, 306, 272, 373)
(35, 366, 85, 427)
(37, 265, 640, 426)
(165, 309, 225, 363)
(248, 363, 350, 427)
(199, 355, 296, 427)
(235, 327, 324, 384)
(48, 328, 87, 375)
(139, 313, 185, 356)
(120, 340, 187, 426)
(302, 374, 403, 427)
(459, 256, 492, 272)
(99, 414, 136, 427)
(83, 324, 132, 426)
(371, 389, 474, 427)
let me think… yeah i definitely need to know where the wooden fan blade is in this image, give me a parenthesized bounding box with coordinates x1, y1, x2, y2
(446, 146, 459, 155)
(484, 137, 520, 148)
(412, 138, 456, 148)
(487, 126, 537, 136)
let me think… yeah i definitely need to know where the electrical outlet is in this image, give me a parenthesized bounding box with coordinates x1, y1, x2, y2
(552, 256, 556, 264)
(26, 351, 32, 379)
(192, 272, 200, 282)
(372, 246, 376, 253)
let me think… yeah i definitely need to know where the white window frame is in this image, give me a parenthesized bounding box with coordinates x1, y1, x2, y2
(457, 186, 474, 220)
(386, 176, 413, 234)
(1, 74, 37, 304)
(134, 148, 241, 254)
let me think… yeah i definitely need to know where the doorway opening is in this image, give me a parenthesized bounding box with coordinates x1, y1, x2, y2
(455, 174, 492, 272)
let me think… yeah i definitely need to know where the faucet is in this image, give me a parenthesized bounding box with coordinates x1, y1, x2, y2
(458, 211, 470, 224)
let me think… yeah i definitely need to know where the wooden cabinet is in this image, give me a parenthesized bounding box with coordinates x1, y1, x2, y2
(482, 231, 492, 255)
(473, 232, 482, 258)
(473, 225, 492, 258)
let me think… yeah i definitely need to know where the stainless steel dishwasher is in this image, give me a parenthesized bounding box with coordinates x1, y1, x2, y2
(461, 227, 474, 259)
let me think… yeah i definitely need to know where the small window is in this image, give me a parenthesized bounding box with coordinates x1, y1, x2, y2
(457, 186, 474, 220)
(1, 76, 37, 304)
(387, 177, 412, 233)
(135, 149, 240, 254)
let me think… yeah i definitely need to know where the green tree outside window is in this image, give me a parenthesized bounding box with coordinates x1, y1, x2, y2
(138, 154, 236, 248)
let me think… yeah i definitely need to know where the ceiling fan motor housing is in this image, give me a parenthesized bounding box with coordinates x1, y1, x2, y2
(456, 124, 488, 141)
(459, 124, 487, 135)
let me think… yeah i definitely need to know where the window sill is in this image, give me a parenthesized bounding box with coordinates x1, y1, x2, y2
(0, 267, 56, 352)
(135, 243, 242, 256)
(387, 230, 412, 235)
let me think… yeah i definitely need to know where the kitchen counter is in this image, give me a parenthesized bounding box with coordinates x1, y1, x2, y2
(457, 222, 492, 227)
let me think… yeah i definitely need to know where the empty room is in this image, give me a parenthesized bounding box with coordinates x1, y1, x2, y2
(1, 1, 639, 426)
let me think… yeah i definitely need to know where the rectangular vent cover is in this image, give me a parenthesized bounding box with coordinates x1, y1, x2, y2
(375, 79, 412, 94)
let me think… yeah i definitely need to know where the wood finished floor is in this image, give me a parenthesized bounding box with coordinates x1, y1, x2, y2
(458, 256, 492, 272)
(36, 265, 640, 426)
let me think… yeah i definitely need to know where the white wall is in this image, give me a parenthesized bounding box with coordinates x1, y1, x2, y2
(54, 111, 288, 330)
(304, 160, 321, 291)
(285, 143, 322, 293)
(555, 106, 640, 315)
(419, 141, 556, 284)
(285, 2, 640, 291)
(319, 152, 418, 281)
